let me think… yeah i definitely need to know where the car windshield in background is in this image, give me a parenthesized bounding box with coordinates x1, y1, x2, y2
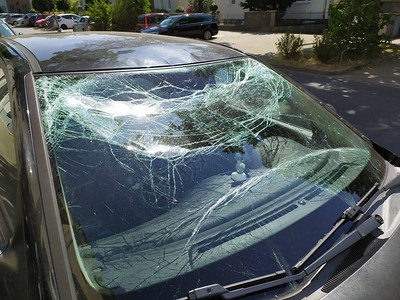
(160, 16, 178, 27)
(35, 57, 385, 299)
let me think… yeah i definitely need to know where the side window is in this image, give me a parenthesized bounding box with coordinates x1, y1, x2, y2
(177, 17, 188, 25)
(148, 17, 156, 24)
(189, 16, 206, 23)
(0, 65, 17, 247)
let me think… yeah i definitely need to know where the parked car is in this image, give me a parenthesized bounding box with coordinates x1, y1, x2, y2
(136, 12, 170, 30)
(5, 13, 24, 25)
(0, 32, 400, 300)
(35, 15, 54, 28)
(31, 13, 50, 27)
(22, 13, 37, 26)
(0, 19, 16, 36)
(15, 17, 25, 25)
(141, 13, 218, 40)
(72, 16, 91, 31)
(55, 14, 80, 30)
(0, 13, 11, 21)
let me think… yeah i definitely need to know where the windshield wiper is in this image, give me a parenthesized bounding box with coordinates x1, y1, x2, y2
(180, 183, 383, 300)
(292, 182, 380, 273)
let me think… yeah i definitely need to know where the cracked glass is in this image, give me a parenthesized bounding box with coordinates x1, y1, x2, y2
(35, 58, 385, 299)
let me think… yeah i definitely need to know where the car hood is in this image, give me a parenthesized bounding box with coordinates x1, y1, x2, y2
(141, 26, 162, 34)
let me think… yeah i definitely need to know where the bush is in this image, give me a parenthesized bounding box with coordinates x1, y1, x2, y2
(56, 0, 70, 11)
(210, 4, 218, 14)
(326, 0, 392, 59)
(87, 0, 112, 30)
(175, 6, 185, 13)
(189, 0, 214, 13)
(111, 0, 151, 31)
(313, 33, 337, 63)
(276, 32, 304, 61)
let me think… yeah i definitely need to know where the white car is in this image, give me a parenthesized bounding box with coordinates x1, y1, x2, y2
(55, 14, 80, 30)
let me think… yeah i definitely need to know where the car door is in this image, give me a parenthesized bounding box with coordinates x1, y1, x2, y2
(60, 15, 76, 28)
(0, 55, 41, 300)
(186, 16, 205, 37)
(171, 17, 190, 37)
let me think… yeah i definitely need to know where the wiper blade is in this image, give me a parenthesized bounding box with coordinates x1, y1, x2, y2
(181, 214, 383, 300)
(292, 182, 379, 273)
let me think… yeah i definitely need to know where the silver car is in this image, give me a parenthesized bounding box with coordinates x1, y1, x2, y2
(72, 16, 91, 31)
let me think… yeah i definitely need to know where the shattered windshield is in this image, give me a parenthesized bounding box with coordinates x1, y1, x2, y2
(35, 58, 385, 299)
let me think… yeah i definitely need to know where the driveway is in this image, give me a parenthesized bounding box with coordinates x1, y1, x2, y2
(214, 30, 316, 56)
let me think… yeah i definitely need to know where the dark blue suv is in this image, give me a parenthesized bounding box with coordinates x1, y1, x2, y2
(141, 13, 218, 40)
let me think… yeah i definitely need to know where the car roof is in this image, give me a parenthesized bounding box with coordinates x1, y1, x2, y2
(6, 32, 246, 73)
(140, 13, 170, 17)
(57, 13, 78, 17)
(176, 13, 212, 17)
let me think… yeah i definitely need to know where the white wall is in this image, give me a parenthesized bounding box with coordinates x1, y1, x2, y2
(153, 0, 247, 23)
(154, 0, 191, 12)
(215, 0, 247, 21)
(284, 0, 331, 20)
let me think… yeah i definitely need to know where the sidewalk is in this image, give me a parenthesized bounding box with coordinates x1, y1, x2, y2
(216, 31, 400, 88)
(215, 31, 316, 56)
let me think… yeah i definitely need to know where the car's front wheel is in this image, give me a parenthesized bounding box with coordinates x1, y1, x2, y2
(202, 29, 212, 40)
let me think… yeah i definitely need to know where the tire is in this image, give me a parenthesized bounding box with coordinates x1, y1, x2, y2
(202, 29, 212, 40)
(13, 21, 17, 25)
(61, 24, 67, 30)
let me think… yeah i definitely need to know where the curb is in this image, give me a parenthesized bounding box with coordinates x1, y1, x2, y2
(264, 60, 369, 75)
(260, 50, 398, 75)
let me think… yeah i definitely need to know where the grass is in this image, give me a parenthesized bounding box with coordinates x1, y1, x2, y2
(263, 42, 400, 73)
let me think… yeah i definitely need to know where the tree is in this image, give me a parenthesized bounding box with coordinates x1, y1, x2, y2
(32, 0, 55, 11)
(240, 0, 296, 12)
(188, 0, 214, 13)
(111, 0, 151, 31)
(69, 0, 81, 13)
(87, 0, 112, 30)
(56, 0, 70, 11)
(316, 0, 392, 61)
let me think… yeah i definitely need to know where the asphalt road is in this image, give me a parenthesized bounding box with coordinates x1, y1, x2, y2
(12, 27, 400, 155)
(281, 69, 400, 156)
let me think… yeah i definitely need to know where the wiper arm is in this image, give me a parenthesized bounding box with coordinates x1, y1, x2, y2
(181, 214, 383, 300)
(182, 183, 381, 300)
(292, 182, 380, 273)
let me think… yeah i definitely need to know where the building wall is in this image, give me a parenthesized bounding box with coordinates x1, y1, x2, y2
(6, 0, 31, 12)
(152, 0, 247, 23)
(283, 0, 331, 20)
(215, 0, 247, 23)
(154, 0, 190, 12)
